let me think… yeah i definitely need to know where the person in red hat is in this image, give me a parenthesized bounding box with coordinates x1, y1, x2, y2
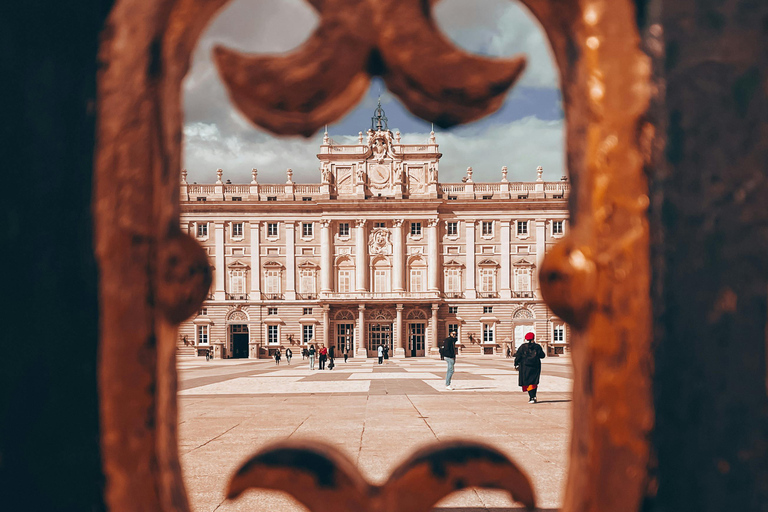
(514, 331, 546, 403)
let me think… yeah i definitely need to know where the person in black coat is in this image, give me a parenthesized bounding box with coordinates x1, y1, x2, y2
(514, 332, 546, 403)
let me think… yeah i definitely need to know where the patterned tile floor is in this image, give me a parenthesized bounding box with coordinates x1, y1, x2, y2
(178, 356, 572, 512)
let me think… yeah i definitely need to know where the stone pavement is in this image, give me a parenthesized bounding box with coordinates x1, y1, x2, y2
(178, 356, 572, 511)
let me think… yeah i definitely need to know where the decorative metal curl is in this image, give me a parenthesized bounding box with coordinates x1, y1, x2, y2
(227, 440, 536, 511)
(213, 0, 526, 136)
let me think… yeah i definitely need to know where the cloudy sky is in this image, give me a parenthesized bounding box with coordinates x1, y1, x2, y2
(183, 0, 564, 185)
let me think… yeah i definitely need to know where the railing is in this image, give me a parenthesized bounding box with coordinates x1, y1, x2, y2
(440, 184, 465, 193)
(296, 293, 317, 300)
(224, 185, 249, 194)
(295, 184, 320, 194)
(324, 291, 441, 300)
(262, 293, 284, 300)
(512, 291, 534, 298)
(545, 182, 571, 192)
(478, 292, 499, 299)
(226, 293, 249, 300)
(474, 184, 501, 192)
(259, 185, 283, 195)
(444, 292, 465, 299)
(188, 184, 215, 194)
(400, 144, 437, 153)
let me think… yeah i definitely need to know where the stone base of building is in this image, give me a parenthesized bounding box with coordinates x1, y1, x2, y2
(394, 347, 405, 358)
(355, 348, 368, 358)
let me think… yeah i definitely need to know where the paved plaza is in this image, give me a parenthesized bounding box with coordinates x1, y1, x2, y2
(178, 356, 573, 511)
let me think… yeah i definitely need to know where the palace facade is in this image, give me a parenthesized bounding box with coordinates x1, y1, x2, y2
(178, 106, 570, 359)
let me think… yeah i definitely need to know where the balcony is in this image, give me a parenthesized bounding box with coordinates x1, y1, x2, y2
(262, 293, 284, 300)
(226, 293, 250, 301)
(323, 291, 441, 300)
(512, 291, 534, 298)
(296, 293, 317, 300)
(444, 292, 465, 299)
(478, 292, 499, 299)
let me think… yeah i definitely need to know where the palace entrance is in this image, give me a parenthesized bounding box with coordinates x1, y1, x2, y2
(367, 323, 393, 358)
(230, 324, 249, 359)
(335, 323, 354, 357)
(408, 322, 425, 357)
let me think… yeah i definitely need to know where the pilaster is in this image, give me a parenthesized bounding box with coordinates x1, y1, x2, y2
(214, 222, 225, 300)
(357, 304, 367, 358)
(250, 222, 260, 297)
(285, 222, 296, 300)
(355, 219, 367, 292)
(320, 219, 332, 293)
(392, 219, 404, 292)
(500, 220, 511, 298)
(465, 220, 476, 299)
(395, 304, 405, 357)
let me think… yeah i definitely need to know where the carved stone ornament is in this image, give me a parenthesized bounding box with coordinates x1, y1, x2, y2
(227, 310, 248, 322)
(94, 0, 654, 511)
(369, 227, 392, 255)
(365, 308, 395, 321)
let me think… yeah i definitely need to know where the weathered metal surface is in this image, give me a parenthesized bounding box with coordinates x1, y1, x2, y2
(228, 440, 536, 511)
(94, 1, 654, 512)
(214, 0, 527, 136)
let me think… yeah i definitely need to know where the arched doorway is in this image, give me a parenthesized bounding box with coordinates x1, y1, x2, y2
(406, 309, 427, 357)
(512, 307, 534, 354)
(227, 309, 250, 359)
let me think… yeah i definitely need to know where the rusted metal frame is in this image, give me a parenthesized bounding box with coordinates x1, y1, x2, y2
(528, 1, 654, 511)
(95, 0, 654, 511)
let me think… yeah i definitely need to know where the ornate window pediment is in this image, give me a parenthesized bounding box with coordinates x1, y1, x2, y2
(478, 258, 499, 267)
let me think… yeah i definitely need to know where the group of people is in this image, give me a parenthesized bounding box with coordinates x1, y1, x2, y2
(291, 343, 352, 370)
(272, 347, 292, 365)
(441, 330, 545, 403)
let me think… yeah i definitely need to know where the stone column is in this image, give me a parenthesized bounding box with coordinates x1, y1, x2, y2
(465, 220, 476, 299)
(250, 222, 260, 299)
(285, 221, 296, 300)
(322, 305, 330, 348)
(320, 219, 332, 293)
(214, 222, 225, 300)
(357, 304, 367, 358)
(500, 220, 511, 298)
(427, 218, 439, 293)
(535, 219, 546, 295)
(395, 304, 404, 357)
(392, 219, 404, 292)
(430, 304, 439, 356)
(355, 219, 367, 292)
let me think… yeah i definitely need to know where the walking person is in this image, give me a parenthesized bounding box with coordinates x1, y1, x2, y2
(319, 344, 328, 370)
(309, 344, 316, 370)
(377, 344, 384, 364)
(383, 344, 389, 361)
(274, 348, 281, 365)
(442, 331, 458, 390)
(343, 346, 349, 363)
(302, 348, 307, 360)
(506, 347, 512, 358)
(514, 332, 546, 403)
(285, 347, 292, 365)
(328, 345, 335, 370)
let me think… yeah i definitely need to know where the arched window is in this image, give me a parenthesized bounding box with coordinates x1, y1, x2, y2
(408, 256, 426, 293)
(371, 256, 391, 294)
(336, 256, 354, 293)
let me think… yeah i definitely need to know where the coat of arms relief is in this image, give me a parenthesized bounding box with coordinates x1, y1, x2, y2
(369, 227, 392, 255)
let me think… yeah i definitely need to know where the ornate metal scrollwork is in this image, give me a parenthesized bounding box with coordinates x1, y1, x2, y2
(227, 440, 535, 512)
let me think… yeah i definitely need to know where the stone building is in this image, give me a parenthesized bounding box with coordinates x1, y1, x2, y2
(178, 105, 570, 359)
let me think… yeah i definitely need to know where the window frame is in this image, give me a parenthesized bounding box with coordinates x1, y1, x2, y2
(196, 222, 208, 238)
(302, 324, 314, 344)
(482, 323, 495, 343)
(482, 221, 494, 237)
(302, 222, 313, 238)
(410, 221, 422, 237)
(267, 324, 279, 345)
(517, 220, 529, 237)
(267, 222, 278, 238)
(232, 222, 243, 238)
(197, 324, 209, 345)
(483, 306, 493, 314)
(338, 222, 350, 237)
(447, 221, 458, 237)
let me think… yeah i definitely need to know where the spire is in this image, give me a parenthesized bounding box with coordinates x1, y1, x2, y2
(371, 97, 388, 131)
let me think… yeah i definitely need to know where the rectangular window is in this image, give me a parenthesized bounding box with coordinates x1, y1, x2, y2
(481, 269, 496, 292)
(302, 197, 313, 201)
(196, 197, 206, 202)
(483, 306, 493, 314)
(373, 269, 389, 293)
(197, 324, 209, 345)
(267, 222, 278, 237)
(482, 221, 493, 236)
(267, 307, 278, 315)
(410, 268, 424, 292)
(302, 222, 313, 237)
(267, 196, 277, 201)
(300, 270, 316, 295)
(232, 222, 243, 237)
(553, 220, 564, 235)
(199, 308, 208, 316)
(231, 196, 242, 201)
(374, 222, 386, 228)
(517, 220, 528, 235)
(482, 195, 493, 200)
(447, 221, 458, 236)
(338, 270, 352, 293)
(303, 324, 314, 344)
(265, 271, 281, 294)
(410, 222, 422, 236)
(448, 306, 458, 315)
(268, 325, 279, 344)
(448, 195, 458, 201)
(553, 324, 565, 342)
(196, 223, 208, 237)
(338, 223, 350, 237)
(516, 271, 531, 291)
(483, 323, 495, 343)
(446, 268, 461, 293)
(448, 323, 459, 337)
(303, 307, 313, 315)
(230, 270, 245, 295)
